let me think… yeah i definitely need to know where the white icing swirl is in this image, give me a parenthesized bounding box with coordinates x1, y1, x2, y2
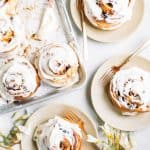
(0, 58, 39, 102)
(83, 0, 135, 26)
(110, 67, 150, 112)
(0, 14, 21, 56)
(35, 43, 79, 88)
(33, 116, 82, 150)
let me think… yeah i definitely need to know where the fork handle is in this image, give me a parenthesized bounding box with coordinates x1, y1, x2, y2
(120, 39, 150, 67)
(78, 0, 88, 61)
(130, 39, 150, 59)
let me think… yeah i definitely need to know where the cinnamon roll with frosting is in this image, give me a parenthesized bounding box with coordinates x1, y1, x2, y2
(34, 43, 79, 88)
(82, 0, 136, 30)
(33, 116, 82, 150)
(0, 14, 21, 57)
(0, 58, 40, 102)
(109, 67, 150, 115)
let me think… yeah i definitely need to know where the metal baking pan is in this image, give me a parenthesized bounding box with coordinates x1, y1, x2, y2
(0, 0, 86, 114)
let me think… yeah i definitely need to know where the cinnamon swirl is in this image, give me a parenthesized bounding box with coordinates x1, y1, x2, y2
(109, 67, 150, 115)
(0, 58, 40, 102)
(0, 14, 21, 57)
(33, 116, 82, 150)
(34, 43, 79, 88)
(82, 0, 136, 30)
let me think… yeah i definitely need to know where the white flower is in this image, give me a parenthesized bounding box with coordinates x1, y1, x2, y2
(87, 134, 101, 144)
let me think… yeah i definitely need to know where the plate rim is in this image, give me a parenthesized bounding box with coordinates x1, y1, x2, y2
(21, 102, 98, 149)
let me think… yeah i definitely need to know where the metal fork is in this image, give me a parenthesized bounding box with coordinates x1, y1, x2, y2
(77, 0, 88, 61)
(63, 112, 101, 149)
(100, 39, 150, 82)
(63, 111, 87, 135)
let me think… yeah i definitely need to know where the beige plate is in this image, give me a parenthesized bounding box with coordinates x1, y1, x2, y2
(70, 0, 144, 42)
(21, 103, 98, 150)
(91, 54, 150, 131)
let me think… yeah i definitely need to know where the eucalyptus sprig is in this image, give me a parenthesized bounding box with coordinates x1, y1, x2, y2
(0, 110, 31, 149)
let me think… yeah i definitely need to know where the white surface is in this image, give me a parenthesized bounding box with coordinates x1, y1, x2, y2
(0, 0, 150, 150)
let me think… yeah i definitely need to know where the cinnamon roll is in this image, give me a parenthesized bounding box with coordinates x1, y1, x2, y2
(0, 14, 21, 57)
(0, 58, 40, 102)
(34, 43, 79, 88)
(109, 67, 150, 115)
(82, 0, 136, 30)
(33, 116, 82, 150)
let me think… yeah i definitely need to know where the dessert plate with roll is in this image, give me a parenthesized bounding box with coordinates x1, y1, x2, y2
(21, 103, 98, 150)
(70, 0, 144, 42)
(91, 40, 150, 131)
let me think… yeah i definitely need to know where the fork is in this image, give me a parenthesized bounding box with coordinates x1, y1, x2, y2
(100, 39, 150, 82)
(63, 112, 101, 149)
(77, 0, 88, 61)
(63, 111, 87, 135)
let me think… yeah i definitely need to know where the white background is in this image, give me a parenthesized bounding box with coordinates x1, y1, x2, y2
(0, 0, 150, 149)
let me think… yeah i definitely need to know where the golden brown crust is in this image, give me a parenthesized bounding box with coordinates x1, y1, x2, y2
(60, 138, 71, 150)
(109, 82, 150, 113)
(62, 118, 82, 150)
(60, 133, 81, 150)
(73, 131, 82, 150)
(93, 19, 121, 30)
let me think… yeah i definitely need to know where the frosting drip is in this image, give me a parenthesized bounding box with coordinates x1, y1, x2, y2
(0, 58, 39, 102)
(110, 67, 150, 111)
(0, 14, 22, 55)
(35, 43, 79, 88)
(84, 0, 135, 24)
(34, 116, 82, 150)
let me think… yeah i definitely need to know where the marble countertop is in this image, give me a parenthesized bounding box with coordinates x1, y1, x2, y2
(0, 0, 150, 149)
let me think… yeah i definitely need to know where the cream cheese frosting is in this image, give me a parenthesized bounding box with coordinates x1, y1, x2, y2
(110, 67, 150, 112)
(0, 13, 24, 56)
(33, 116, 82, 150)
(35, 43, 79, 88)
(0, 58, 39, 102)
(83, 0, 135, 25)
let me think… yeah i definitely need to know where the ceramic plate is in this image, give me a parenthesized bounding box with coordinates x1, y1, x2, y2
(70, 0, 144, 42)
(21, 103, 98, 150)
(91, 54, 150, 131)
